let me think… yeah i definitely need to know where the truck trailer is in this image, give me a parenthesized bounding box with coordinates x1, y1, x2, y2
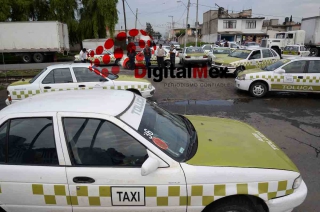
(301, 16, 320, 57)
(0, 21, 70, 63)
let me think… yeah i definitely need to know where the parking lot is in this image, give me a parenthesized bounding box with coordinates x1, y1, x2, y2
(0, 66, 319, 212)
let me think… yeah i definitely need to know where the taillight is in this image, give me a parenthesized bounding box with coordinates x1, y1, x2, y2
(185, 56, 191, 58)
(8, 95, 12, 103)
(203, 55, 208, 58)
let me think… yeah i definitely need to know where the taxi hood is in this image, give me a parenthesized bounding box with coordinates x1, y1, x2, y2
(9, 78, 32, 86)
(185, 116, 299, 172)
(115, 75, 150, 83)
(238, 68, 264, 76)
(215, 56, 242, 64)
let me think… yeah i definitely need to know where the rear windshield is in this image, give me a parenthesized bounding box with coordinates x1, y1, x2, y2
(29, 68, 47, 83)
(186, 47, 204, 53)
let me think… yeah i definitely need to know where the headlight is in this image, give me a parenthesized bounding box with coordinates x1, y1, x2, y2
(148, 84, 152, 89)
(237, 74, 246, 80)
(293, 175, 302, 189)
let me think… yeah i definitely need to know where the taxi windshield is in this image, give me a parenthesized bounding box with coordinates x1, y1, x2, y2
(213, 49, 230, 54)
(29, 68, 47, 83)
(229, 50, 251, 59)
(120, 97, 196, 162)
(284, 46, 299, 52)
(262, 59, 292, 71)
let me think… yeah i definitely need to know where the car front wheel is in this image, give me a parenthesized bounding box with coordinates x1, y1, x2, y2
(250, 82, 268, 97)
(209, 197, 257, 212)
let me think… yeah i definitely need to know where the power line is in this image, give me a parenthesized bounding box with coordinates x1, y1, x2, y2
(124, 0, 144, 27)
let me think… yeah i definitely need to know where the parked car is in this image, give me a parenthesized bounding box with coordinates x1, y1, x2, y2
(0, 89, 307, 212)
(282, 45, 310, 58)
(235, 57, 320, 97)
(207, 47, 232, 65)
(201, 44, 219, 53)
(212, 47, 281, 77)
(6, 63, 155, 105)
(243, 42, 260, 49)
(74, 50, 120, 66)
(170, 41, 181, 49)
(179, 47, 209, 67)
(120, 48, 180, 69)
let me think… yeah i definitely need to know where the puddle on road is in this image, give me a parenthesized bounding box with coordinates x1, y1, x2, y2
(161, 99, 235, 106)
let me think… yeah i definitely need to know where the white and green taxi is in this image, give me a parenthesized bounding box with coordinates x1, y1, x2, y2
(282, 45, 310, 58)
(74, 49, 120, 65)
(0, 90, 307, 212)
(179, 47, 209, 67)
(6, 63, 155, 105)
(235, 57, 320, 97)
(212, 48, 280, 77)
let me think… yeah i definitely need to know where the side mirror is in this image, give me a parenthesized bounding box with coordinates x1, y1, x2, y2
(141, 157, 159, 176)
(275, 68, 285, 74)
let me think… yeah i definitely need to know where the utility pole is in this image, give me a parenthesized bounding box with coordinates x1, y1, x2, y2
(195, 0, 199, 47)
(122, 0, 128, 44)
(184, 0, 190, 48)
(169, 15, 174, 40)
(135, 8, 138, 29)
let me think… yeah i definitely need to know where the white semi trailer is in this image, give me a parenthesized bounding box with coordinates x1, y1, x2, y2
(0, 21, 70, 63)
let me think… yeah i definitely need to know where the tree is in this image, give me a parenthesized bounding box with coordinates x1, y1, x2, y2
(0, 0, 11, 21)
(153, 32, 162, 39)
(9, 0, 34, 21)
(79, 0, 118, 40)
(146, 22, 155, 37)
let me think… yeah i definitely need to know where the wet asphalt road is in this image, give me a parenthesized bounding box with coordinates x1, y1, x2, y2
(0, 66, 319, 211)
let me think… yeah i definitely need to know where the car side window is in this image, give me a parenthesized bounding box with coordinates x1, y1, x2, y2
(63, 118, 148, 167)
(249, 50, 261, 60)
(42, 68, 73, 84)
(73, 67, 105, 82)
(270, 49, 278, 57)
(0, 122, 7, 163)
(262, 49, 273, 58)
(282, 61, 307, 74)
(307, 61, 320, 73)
(7, 118, 58, 165)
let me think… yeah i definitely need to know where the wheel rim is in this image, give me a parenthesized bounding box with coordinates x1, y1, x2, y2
(36, 55, 41, 61)
(23, 55, 30, 62)
(252, 84, 265, 96)
(165, 61, 171, 68)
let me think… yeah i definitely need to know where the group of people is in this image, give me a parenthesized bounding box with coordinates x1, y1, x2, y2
(127, 43, 177, 70)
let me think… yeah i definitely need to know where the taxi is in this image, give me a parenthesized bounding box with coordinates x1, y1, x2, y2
(179, 47, 209, 67)
(0, 90, 307, 212)
(74, 49, 120, 65)
(235, 57, 320, 97)
(120, 48, 180, 69)
(212, 48, 280, 77)
(5, 63, 155, 105)
(282, 45, 310, 58)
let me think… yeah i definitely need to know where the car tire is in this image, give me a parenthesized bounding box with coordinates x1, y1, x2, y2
(22, 53, 32, 63)
(115, 59, 120, 66)
(250, 81, 268, 98)
(125, 61, 130, 69)
(209, 197, 257, 212)
(127, 89, 141, 96)
(309, 48, 319, 57)
(164, 60, 171, 68)
(234, 67, 243, 77)
(33, 53, 44, 63)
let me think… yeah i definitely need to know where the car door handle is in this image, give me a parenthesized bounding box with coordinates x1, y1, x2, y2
(298, 76, 303, 79)
(78, 85, 86, 88)
(73, 177, 95, 184)
(44, 86, 51, 89)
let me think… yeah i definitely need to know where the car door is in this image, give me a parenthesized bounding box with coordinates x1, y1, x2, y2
(56, 112, 187, 212)
(72, 66, 115, 90)
(304, 60, 320, 92)
(0, 113, 71, 212)
(39, 67, 78, 93)
(248, 50, 263, 68)
(261, 49, 278, 66)
(272, 60, 307, 91)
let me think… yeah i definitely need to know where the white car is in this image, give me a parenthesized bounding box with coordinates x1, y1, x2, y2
(243, 42, 260, 49)
(201, 44, 219, 53)
(170, 41, 181, 49)
(74, 50, 120, 65)
(179, 47, 209, 66)
(0, 90, 307, 212)
(235, 57, 320, 97)
(6, 63, 155, 105)
(282, 45, 310, 58)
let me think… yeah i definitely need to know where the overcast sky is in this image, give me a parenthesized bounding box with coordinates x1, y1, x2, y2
(116, 0, 320, 35)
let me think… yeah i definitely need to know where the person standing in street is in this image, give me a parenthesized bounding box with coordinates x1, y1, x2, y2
(224, 41, 229, 47)
(156, 44, 165, 69)
(127, 48, 136, 70)
(143, 44, 152, 69)
(80, 48, 87, 63)
(169, 44, 176, 69)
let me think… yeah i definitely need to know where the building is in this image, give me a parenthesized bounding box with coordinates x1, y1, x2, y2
(262, 18, 301, 38)
(202, 8, 267, 44)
